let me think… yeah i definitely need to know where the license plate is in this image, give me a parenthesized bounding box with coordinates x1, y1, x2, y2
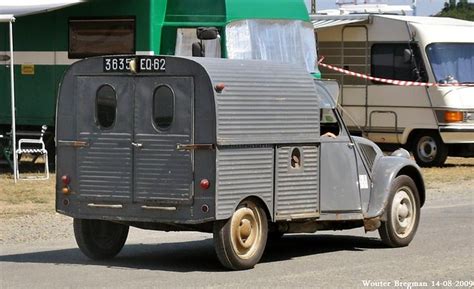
(103, 56, 166, 73)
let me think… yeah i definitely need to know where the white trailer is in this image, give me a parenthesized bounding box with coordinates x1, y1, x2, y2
(311, 14, 474, 166)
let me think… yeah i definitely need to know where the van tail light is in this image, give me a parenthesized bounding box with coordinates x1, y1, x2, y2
(61, 175, 71, 194)
(61, 175, 70, 185)
(445, 111, 463, 123)
(200, 179, 210, 190)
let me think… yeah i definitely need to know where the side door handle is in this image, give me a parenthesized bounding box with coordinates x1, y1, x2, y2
(347, 143, 355, 149)
(132, 142, 143, 148)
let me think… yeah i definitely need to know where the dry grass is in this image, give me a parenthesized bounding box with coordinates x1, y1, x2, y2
(0, 165, 56, 218)
(422, 157, 474, 189)
(0, 157, 472, 219)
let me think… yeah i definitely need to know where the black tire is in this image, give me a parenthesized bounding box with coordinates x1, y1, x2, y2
(213, 200, 268, 270)
(73, 218, 129, 260)
(267, 230, 285, 242)
(412, 132, 448, 167)
(379, 176, 421, 247)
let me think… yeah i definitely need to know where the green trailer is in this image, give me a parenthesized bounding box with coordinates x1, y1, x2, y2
(0, 0, 319, 150)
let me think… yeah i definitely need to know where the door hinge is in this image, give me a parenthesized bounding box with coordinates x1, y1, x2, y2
(57, 140, 89, 148)
(176, 143, 215, 151)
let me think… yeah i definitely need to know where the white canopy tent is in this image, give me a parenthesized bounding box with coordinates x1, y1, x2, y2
(1, 1, 83, 182)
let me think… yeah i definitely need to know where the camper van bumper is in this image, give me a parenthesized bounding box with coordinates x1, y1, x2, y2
(439, 125, 474, 144)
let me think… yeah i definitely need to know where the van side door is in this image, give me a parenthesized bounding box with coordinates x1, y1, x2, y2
(319, 109, 362, 213)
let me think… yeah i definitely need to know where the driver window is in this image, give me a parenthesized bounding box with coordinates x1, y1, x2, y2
(175, 28, 221, 58)
(320, 108, 342, 139)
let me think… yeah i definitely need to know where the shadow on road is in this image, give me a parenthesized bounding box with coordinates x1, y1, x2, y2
(0, 234, 384, 272)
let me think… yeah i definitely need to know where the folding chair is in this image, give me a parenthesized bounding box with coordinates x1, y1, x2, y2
(15, 125, 49, 180)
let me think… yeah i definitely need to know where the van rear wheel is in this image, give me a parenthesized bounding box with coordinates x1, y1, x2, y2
(213, 200, 268, 270)
(73, 218, 129, 260)
(378, 176, 420, 247)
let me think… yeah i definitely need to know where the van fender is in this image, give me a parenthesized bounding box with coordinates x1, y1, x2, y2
(364, 155, 425, 224)
(216, 195, 274, 222)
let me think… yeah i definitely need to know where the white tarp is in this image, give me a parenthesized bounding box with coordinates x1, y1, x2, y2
(0, 0, 83, 17)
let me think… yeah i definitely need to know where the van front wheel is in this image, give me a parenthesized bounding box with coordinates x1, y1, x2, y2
(213, 200, 268, 270)
(73, 218, 129, 260)
(412, 132, 448, 167)
(378, 176, 420, 247)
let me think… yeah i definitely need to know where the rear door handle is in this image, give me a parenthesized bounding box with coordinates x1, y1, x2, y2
(132, 142, 143, 148)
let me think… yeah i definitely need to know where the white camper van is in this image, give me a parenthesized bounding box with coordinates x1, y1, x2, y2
(312, 14, 474, 166)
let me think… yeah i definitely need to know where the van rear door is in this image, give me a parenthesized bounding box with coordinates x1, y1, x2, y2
(133, 77, 194, 204)
(75, 75, 194, 205)
(75, 77, 134, 202)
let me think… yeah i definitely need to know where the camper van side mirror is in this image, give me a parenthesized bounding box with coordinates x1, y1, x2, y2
(403, 48, 413, 63)
(197, 27, 219, 40)
(192, 42, 204, 57)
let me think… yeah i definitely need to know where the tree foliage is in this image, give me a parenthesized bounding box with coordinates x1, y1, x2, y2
(435, 1, 474, 21)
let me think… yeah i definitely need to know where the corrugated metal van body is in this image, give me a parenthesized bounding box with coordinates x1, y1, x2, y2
(194, 59, 320, 145)
(275, 146, 319, 219)
(215, 148, 274, 219)
(77, 132, 133, 201)
(192, 58, 321, 220)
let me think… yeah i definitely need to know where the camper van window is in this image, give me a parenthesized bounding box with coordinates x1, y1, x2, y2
(175, 28, 221, 58)
(153, 85, 175, 129)
(96, 85, 117, 129)
(69, 18, 135, 59)
(371, 43, 424, 83)
(426, 43, 474, 84)
(226, 20, 318, 73)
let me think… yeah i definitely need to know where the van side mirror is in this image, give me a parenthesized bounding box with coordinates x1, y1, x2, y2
(192, 42, 204, 57)
(403, 48, 413, 63)
(197, 27, 219, 40)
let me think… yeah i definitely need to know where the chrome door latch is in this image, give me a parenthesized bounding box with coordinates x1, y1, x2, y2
(132, 142, 143, 148)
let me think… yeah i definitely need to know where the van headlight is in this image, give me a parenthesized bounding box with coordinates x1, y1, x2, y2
(391, 148, 411, 159)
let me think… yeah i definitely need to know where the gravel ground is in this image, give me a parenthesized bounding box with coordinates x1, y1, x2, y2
(0, 213, 72, 245)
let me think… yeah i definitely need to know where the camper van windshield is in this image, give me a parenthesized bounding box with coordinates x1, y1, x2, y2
(225, 20, 318, 73)
(426, 43, 474, 84)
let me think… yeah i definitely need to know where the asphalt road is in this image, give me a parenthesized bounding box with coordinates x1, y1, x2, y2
(1, 197, 473, 289)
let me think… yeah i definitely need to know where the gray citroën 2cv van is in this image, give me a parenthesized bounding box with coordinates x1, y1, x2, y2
(56, 55, 425, 270)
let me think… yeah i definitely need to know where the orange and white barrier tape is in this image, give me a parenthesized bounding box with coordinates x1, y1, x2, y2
(317, 57, 474, 87)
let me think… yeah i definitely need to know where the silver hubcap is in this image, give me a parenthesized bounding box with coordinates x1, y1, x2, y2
(417, 136, 437, 162)
(391, 187, 416, 238)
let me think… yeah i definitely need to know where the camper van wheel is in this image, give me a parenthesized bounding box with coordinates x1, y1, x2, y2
(213, 200, 268, 270)
(73, 218, 129, 260)
(378, 176, 420, 248)
(412, 132, 448, 167)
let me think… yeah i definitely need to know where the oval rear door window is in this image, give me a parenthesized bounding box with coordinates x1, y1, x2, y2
(153, 85, 174, 129)
(96, 84, 117, 129)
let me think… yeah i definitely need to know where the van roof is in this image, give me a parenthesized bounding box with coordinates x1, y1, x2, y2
(379, 15, 474, 26)
(311, 14, 474, 30)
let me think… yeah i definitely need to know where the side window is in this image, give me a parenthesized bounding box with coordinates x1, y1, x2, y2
(174, 28, 221, 58)
(96, 85, 117, 129)
(320, 108, 341, 138)
(69, 18, 135, 59)
(371, 43, 426, 83)
(153, 85, 175, 129)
